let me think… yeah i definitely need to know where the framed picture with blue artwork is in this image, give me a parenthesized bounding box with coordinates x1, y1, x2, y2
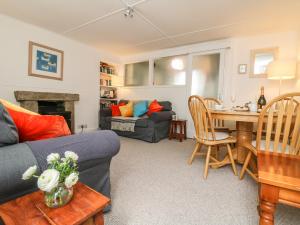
(28, 41, 64, 80)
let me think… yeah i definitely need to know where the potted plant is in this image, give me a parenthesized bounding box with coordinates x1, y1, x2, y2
(22, 151, 79, 208)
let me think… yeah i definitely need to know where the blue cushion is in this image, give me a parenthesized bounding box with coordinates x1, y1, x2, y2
(133, 101, 148, 117)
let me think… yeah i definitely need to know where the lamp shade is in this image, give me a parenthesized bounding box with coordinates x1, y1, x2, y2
(267, 60, 296, 80)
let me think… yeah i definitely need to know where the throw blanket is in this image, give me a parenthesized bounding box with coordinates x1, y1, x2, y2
(111, 116, 139, 132)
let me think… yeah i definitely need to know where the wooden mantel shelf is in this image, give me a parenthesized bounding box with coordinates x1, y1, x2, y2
(14, 91, 79, 101)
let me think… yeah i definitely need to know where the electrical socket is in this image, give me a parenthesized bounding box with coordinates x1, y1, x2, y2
(78, 124, 88, 129)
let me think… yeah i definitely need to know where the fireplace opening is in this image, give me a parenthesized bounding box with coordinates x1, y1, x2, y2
(38, 101, 72, 131)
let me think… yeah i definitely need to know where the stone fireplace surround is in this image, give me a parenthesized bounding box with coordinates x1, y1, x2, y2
(14, 91, 79, 133)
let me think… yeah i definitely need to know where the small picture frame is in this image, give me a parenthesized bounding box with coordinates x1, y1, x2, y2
(28, 41, 64, 80)
(238, 64, 247, 74)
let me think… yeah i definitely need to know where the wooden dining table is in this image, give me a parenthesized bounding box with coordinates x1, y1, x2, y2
(258, 151, 300, 225)
(209, 109, 260, 167)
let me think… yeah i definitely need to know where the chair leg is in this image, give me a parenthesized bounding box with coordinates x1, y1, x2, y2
(204, 146, 211, 179)
(213, 146, 219, 160)
(188, 143, 202, 165)
(240, 151, 252, 180)
(226, 144, 237, 176)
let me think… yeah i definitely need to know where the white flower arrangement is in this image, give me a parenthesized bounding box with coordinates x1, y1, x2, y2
(22, 151, 79, 193)
(47, 153, 60, 164)
(65, 172, 79, 188)
(64, 151, 79, 161)
(22, 165, 37, 180)
(37, 169, 60, 192)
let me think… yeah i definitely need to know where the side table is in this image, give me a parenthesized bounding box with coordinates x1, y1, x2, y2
(169, 119, 187, 142)
(0, 182, 110, 225)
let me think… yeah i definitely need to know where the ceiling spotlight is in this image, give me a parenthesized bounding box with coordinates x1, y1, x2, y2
(124, 7, 134, 18)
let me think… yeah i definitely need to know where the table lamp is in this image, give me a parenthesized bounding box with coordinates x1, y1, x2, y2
(267, 60, 296, 95)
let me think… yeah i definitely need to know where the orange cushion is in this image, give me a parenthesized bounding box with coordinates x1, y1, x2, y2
(119, 102, 133, 117)
(111, 102, 126, 117)
(6, 108, 71, 142)
(0, 98, 38, 115)
(147, 100, 163, 116)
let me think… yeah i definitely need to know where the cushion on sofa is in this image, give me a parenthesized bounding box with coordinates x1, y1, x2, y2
(158, 101, 172, 111)
(150, 111, 174, 123)
(134, 101, 148, 117)
(0, 98, 38, 115)
(119, 102, 133, 117)
(7, 108, 71, 142)
(147, 100, 163, 116)
(111, 102, 126, 117)
(0, 103, 19, 147)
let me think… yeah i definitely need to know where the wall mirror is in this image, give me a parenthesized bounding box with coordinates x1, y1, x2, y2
(250, 47, 278, 78)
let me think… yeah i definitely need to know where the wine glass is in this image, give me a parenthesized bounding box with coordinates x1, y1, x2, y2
(230, 94, 236, 109)
(218, 93, 224, 104)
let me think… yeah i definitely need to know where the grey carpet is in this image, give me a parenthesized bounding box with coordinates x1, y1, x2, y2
(105, 137, 300, 225)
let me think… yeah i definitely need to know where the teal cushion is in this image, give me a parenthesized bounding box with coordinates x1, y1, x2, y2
(134, 101, 148, 117)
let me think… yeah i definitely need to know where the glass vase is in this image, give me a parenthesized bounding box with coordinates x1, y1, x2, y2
(44, 184, 73, 208)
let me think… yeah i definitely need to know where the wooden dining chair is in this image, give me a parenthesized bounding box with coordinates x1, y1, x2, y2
(188, 95, 237, 179)
(240, 93, 300, 181)
(256, 97, 299, 139)
(204, 97, 234, 133)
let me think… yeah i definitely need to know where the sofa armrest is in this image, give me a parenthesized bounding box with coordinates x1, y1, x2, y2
(27, 130, 120, 171)
(0, 143, 39, 204)
(149, 111, 175, 123)
(100, 108, 112, 117)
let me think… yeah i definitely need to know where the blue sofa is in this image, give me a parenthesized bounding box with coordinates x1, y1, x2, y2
(100, 100, 175, 143)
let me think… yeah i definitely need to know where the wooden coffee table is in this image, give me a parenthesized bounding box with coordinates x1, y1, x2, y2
(0, 182, 110, 225)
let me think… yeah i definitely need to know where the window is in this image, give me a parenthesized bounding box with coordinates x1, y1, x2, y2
(191, 53, 220, 98)
(124, 61, 149, 86)
(153, 55, 187, 85)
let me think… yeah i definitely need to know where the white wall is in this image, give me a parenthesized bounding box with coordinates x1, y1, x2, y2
(118, 31, 300, 137)
(231, 31, 300, 105)
(0, 14, 120, 133)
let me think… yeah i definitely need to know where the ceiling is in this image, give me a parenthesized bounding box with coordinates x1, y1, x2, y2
(1, 0, 300, 56)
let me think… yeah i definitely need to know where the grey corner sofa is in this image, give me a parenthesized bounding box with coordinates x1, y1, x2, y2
(0, 130, 120, 212)
(99, 100, 175, 143)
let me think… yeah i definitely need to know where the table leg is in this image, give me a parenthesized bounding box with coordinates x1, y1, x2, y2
(82, 212, 104, 225)
(173, 123, 176, 139)
(180, 123, 183, 142)
(236, 121, 253, 164)
(259, 184, 279, 225)
(184, 122, 187, 140)
(168, 123, 173, 140)
(94, 212, 104, 225)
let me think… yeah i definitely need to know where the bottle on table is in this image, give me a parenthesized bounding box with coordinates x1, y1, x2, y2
(257, 86, 267, 112)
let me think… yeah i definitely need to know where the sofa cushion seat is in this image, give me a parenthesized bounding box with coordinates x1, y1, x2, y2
(135, 118, 149, 128)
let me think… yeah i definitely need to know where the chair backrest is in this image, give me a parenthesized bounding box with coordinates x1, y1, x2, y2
(261, 97, 299, 134)
(189, 95, 215, 141)
(204, 97, 225, 128)
(256, 93, 300, 155)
